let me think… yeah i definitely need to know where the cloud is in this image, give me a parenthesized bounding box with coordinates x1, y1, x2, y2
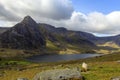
(0, 21, 17, 27)
(0, 4, 21, 21)
(0, 0, 120, 35)
(0, 0, 73, 21)
(63, 11, 120, 35)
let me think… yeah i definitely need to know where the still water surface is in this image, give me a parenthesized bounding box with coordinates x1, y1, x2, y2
(26, 54, 101, 62)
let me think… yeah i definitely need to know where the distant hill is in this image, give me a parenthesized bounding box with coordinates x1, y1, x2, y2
(83, 34, 120, 46)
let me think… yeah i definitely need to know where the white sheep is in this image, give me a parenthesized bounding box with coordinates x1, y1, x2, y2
(82, 62, 88, 72)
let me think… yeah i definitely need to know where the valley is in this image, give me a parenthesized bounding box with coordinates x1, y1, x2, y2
(0, 16, 120, 80)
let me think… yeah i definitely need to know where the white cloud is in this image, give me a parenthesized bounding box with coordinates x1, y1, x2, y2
(36, 11, 120, 35)
(63, 11, 120, 35)
(0, 0, 73, 21)
(0, 21, 17, 27)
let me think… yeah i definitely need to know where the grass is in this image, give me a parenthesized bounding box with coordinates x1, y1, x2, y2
(97, 42, 120, 54)
(0, 60, 30, 66)
(81, 62, 120, 80)
(0, 48, 25, 58)
(0, 48, 39, 58)
(0, 53, 120, 80)
(46, 40, 60, 51)
(46, 40, 95, 54)
(0, 42, 119, 80)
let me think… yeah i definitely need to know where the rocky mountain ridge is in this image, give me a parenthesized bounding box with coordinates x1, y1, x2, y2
(0, 16, 119, 54)
(0, 16, 46, 49)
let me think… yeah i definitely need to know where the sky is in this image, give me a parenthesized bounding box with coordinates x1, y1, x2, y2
(72, 0, 120, 14)
(0, 0, 120, 36)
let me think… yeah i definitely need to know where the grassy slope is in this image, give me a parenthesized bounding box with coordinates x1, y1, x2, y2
(39, 25, 96, 54)
(0, 39, 96, 58)
(0, 48, 45, 59)
(0, 53, 120, 80)
(96, 42, 120, 54)
(46, 39, 95, 54)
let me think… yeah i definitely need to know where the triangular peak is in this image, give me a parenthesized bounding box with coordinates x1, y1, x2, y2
(21, 15, 36, 24)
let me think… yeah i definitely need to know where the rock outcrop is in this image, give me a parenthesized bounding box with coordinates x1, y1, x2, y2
(17, 78, 28, 80)
(0, 16, 46, 49)
(38, 23, 96, 48)
(111, 76, 120, 80)
(33, 69, 83, 80)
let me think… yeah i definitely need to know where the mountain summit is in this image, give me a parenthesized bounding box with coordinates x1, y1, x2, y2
(22, 16, 37, 25)
(0, 16, 46, 49)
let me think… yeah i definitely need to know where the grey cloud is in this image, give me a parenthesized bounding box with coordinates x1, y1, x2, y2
(0, 0, 73, 21)
(0, 4, 21, 21)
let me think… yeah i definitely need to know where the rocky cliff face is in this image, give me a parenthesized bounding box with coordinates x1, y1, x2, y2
(38, 23, 96, 48)
(0, 27, 9, 34)
(0, 16, 46, 49)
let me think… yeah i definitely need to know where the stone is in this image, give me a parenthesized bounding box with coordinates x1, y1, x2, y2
(111, 76, 120, 80)
(0, 73, 3, 77)
(33, 69, 83, 80)
(117, 60, 120, 63)
(17, 78, 28, 80)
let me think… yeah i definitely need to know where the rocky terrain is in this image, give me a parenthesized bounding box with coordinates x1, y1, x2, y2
(38, 23, 96, 47)
(0, 16, 119, 55)
(0, 16, 46, 49)
(0, 16, 97, 55)
(33, 69, 82, 80)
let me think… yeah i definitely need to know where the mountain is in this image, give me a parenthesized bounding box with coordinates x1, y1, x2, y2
(0, 16, 46, 49)
(0, 15, 120, 54)
(38, 23, 120, 54)
(39, 23, 95, 46)
(0, 25, 119, 46)
(102, 35, 120, 46)
(38, 23, 96, 53)
(0, 27, 9, 34)
(83, 34, 120, 45)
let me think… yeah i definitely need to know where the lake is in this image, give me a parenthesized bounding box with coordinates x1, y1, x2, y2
(26, 54, 101, 62)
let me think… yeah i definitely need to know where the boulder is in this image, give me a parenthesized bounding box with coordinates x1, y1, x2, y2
(33, 69, 83, 80)
(117, 60, 120, 63)
(17, 78, 28, 80)
(111, 76, 120, 80)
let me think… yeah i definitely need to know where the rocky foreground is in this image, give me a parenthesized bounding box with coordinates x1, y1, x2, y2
(33, 68, 82, 80)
